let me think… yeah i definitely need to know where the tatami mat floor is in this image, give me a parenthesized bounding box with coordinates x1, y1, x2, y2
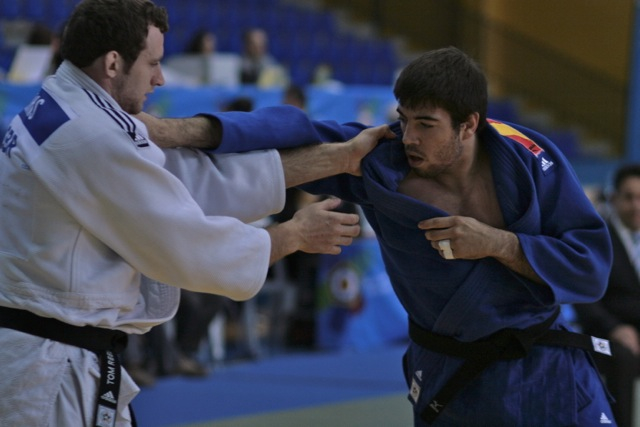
(132, 343, 412, 427)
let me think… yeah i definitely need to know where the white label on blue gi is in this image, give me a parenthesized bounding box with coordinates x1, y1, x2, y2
(96, 405, 116, 427)
(410, 377, 421, 403)
(591, 336, 612, 356)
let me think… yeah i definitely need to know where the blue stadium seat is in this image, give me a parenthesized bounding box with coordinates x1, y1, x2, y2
(289, 59, 315, 87)
(49, 1, 76, 29)
(0, 2, 20, 20)
(24, 0, 47, 21)
(2, 0, 400, 86)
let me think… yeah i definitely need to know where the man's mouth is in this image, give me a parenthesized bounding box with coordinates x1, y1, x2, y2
(405, 150, 424, 165)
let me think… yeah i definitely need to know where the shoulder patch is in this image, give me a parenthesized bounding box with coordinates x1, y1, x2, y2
(19, 89, 70, 146)
(488, 119, 555, 175)
(488, 119, 543, 157)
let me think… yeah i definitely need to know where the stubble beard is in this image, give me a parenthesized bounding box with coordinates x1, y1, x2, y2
(112, 73, 144, 115)
(410, 135, 463, 179)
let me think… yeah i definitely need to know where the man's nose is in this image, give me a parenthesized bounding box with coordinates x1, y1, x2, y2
(402, 125, 418, 146)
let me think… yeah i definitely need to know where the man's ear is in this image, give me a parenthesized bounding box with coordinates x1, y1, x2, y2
(460, 112, 480, 138)
(104, 51, 121, 78)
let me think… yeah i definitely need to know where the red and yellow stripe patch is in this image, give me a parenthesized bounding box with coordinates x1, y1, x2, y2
(488, 119, 543, 157)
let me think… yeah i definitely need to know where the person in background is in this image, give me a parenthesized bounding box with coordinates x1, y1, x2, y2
(574, 164, 640, 427)
(47, 23, 64, 75)
(6, 22, 55, 83)
(222, 96, 254, 112)
(25, 22, 54, 45)
(124, 96, 258, 384)
(311, 62, 342, 89)
(142, 46, 616, 426)
(185, 29, 216, 55)
(282, 84, 306, 110)
(0, 0, 394, 425)
(239, 27, 288, 87)
(172, 289, 228, 375)
(277, 83, 325, 347)
(163, 29, 240, 86)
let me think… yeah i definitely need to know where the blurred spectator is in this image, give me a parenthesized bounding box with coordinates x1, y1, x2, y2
(222, 96, 254, 112)
(7, 22, 56, 83)
(123, 295, 227, 385)
(583, 183, 609, 218)
(239, 28, 289, 88)
(274, 85, 325, 347)
(311, 62, 343, 90)
(165, 91, 255, 367)
(48, 23, 64, 75)
(270, 189, 322, 348)
(282, 84, 307, 110)
(185, 29, 216, 54)
(210, 96, 267, 359)
(25, 22, 53, 45)
(574, 164, 640, 427)
(164, 29, 240, 86)
(173, 290, 229, 376)
(124, 95, 258, 382)
(124, 97, 258, 380)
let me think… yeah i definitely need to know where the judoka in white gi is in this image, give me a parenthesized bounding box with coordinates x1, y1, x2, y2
(0, 1, 394, 426)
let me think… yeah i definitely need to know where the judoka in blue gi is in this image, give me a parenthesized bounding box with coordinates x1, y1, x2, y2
(143, 47, 616, 426)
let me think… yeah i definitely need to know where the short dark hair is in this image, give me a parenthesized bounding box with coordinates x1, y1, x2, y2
(613, 164, 640, 192)
(185, 30, 212, 54)
(223, 97, 254, 112)
(60, 0, 169, 71)
(393, 46, 488, 131)
(284, 84, 306, 106)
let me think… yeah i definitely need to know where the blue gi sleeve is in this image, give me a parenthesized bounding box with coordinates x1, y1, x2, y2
(203, 105, 366, 153)
(508, 124, 612, 305)
(204, 105, 372, 202)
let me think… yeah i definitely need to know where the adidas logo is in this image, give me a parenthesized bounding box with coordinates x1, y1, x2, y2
(100, 391, 117, 404)
(127, 131, 149, 147)
(541, 157, 554, 172)
(600, 412, 612, 424)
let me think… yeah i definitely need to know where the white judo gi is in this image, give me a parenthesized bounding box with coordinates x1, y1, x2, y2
(0, 61, 285, 426)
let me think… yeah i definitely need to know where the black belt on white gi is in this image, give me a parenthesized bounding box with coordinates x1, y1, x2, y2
(0, 305, 131, 427)
(408, 307, 612, 425)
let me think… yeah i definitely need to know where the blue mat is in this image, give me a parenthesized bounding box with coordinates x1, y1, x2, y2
(132, 344, 408, 426)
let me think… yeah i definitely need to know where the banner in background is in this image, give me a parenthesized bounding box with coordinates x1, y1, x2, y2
(0, 81, 619, 185)
(0, 82, 397, 135)
(315, 237, 407, 351)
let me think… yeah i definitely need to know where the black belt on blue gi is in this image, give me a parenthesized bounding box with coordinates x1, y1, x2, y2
(0, 305, 133, 427)
(408, 307, 612, 425)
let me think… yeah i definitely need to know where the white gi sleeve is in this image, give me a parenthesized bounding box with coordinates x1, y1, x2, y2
(26, 120, 280, 300)
(161, 147, 285, 223)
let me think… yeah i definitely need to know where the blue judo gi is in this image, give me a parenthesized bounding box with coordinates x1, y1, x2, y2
(209, 106, 615, 426)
